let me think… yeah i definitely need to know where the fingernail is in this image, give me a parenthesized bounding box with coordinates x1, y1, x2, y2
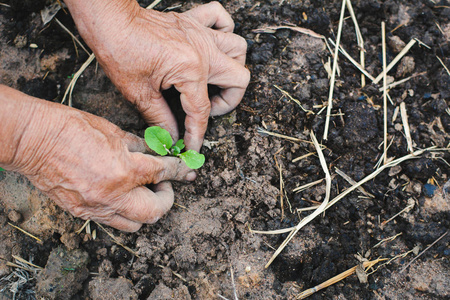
(186, 171, 197, 182)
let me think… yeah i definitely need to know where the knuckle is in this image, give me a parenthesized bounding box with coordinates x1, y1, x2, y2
(175, 50, 204, 73)
(109, 167, 129, 185)
(144, 156, 165, 183)
(135, 100, 152, 114)
(193, 100, 211, 117)
(210, 1, 224, 10)
(237, 36, 248, 52)
(154, 168, 167, 184)
(71, 205, 89, 219)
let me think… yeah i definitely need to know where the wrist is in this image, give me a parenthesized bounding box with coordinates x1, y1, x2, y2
(0, 85, 66, 175)
(63, 0, 140, 54)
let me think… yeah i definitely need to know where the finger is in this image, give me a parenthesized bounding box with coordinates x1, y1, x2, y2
(85, 113, 150, 153)
(107, 124, 150, 154)
(135, 93, 179, 142)
(98, 214, 142, 232)
(211, 30, 248, 66)
(121, 132, 148, 153)
(175, 81, 210, 152)
(208, 54, 250, 116)
(116, 183, 174, 224)
(184, 1, 234, 32)
(131, 152, 196, 185)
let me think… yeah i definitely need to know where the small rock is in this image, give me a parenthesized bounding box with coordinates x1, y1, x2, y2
(250, 43, 274, 64)
(60, 232, 80, 250)
(405, 158, 437, 180)
(423, 184, 438, 198)
(220, 169, 238, 186)
(36, 247, 89, 300)
(89, 277, 138, 300)
(388, 165, 402, 176)
(147, 283, 191, 300)
(7, 210, 22, 223)
(355, 264, 368, 283)
(388, 35, 406, 53)
(412, 181, 423, 194)
(396, 56, 415, 77)
(14, 34, 27, 48)
(216, 125, 227, 138)
(387, 75, 395, 85)
(98, 259, 114, 277)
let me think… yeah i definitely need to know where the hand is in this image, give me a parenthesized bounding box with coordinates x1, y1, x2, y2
(1, 86, 194, 232)
(66, 0, 250, 151)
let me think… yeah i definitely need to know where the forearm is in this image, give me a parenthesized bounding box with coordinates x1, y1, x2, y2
(0, 85, 65, 174)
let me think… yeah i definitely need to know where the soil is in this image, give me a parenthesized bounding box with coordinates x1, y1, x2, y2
(0, 0, 449, 299)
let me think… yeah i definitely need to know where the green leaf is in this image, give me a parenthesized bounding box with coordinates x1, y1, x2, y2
(179, 150, 205, 169)
(0, 167, 4, 172)
(174, 139, 185, 151)
(171, 146, 181, 156)
(144, 126, 173, 156)
(171, 139, 185, 156)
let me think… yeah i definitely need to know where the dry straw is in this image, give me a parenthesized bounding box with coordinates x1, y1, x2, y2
(264, 131, 331, 268)
(345, 0, 366, 86)
(274, 85, 314, 114)
(323, 0, 347, 140)
(400, 102, 414, 153)
(328, 39, 375, 82)
(382, 22, 388, 165)
(335, 168, 374, 198)
(253, 146, 443, 265)
(95, 222, 137, 256)
(400, 230, 448, 273)
(296, 258, 385, 299)
(436, 56, 450, 76)
(8, 222, 42, 243)
(373, 39, 417, 84)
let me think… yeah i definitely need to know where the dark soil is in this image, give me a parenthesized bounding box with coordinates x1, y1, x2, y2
(0, 0, 449, 299)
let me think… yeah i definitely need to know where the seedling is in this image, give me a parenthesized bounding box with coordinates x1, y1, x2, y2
(144, 126, 205, 169)
(0, 167, 4, 172)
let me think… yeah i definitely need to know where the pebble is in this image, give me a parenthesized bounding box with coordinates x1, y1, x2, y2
(423, 184, 437, 198)
(7, 210, 22, 223)
(412, 181, 423, 194)
(396, 56, 415, 77)
(388, 35, 406, 53)
(14, 34, 27, 48)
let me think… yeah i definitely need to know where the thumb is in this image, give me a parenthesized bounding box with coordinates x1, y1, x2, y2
(131, 152, 196, 185)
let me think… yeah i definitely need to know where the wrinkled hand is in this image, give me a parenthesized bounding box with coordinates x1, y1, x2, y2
(68, 0, 250, 151)
(4, 88, 194, 232)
